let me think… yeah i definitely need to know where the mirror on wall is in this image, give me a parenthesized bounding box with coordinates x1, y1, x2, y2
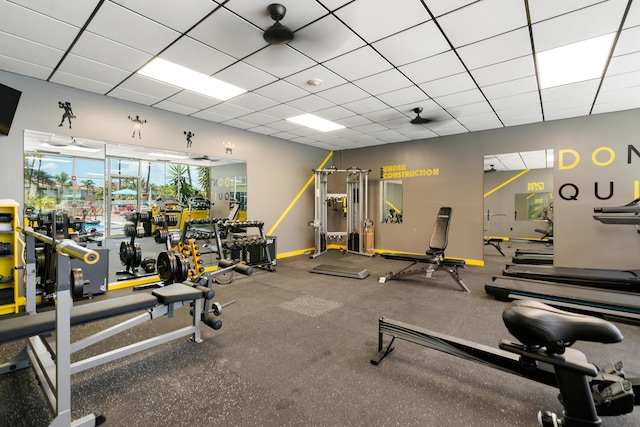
(381, 180, 403, 224)
(23, 129, 246, 285)
(483, 149, 553, 241)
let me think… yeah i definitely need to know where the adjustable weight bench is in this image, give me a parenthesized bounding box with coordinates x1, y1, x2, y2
(379, 207, 469, 292)
(0, 227, 242, 427)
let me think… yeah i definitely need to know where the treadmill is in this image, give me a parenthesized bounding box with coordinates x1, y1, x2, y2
(504, 200, 640, 292)
(485, 276, 640, 326)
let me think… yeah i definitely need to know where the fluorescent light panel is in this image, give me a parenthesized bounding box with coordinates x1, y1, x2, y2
(138, 58, 246, 101)
(286, 114, 345, 132)
(40, 143, 101, 153)
(537, 33, 616, 89)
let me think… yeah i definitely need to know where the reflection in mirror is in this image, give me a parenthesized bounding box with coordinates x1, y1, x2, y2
(23, 130, 246, 287)
(483, 149, 553, 242)
(514, 192, 553, 221)
(381, 180, 403, 224)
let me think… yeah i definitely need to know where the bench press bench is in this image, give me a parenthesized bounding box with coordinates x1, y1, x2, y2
(1, 227, 243, 427)
(0, 283, 200, 345)
(379, 207, 469, 292)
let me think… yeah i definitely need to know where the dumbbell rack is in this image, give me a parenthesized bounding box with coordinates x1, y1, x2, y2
(213, 220, 275, 272)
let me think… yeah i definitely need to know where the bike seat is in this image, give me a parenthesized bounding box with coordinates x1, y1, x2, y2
(502, 300, 623, 350)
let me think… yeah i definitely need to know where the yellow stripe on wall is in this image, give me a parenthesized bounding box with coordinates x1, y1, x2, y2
(483, 169, 530, 198)
(267, 151, 334, 236)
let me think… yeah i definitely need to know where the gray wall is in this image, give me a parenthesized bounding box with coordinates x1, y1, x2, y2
(338, 109, 640, 269)
(3, 70, 640, 268)
(0, 70, 327, 255)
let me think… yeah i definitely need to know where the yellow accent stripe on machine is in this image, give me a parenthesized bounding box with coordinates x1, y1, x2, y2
(266, 151, 334, 236)
(483, 169, 530, 198)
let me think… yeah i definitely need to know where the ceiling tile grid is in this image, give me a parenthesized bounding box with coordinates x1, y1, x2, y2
(0, 0, 638, 150)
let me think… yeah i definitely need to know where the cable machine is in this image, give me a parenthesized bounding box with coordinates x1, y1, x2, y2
(311, 166, 374, 258)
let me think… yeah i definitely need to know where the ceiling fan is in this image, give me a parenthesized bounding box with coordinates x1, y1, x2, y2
(263, 4, 293, 45)
(410, 107, 433, 125)
(484, 164, 497, 173)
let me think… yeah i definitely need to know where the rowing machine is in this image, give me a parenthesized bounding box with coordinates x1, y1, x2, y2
(371, 299, 640, 426)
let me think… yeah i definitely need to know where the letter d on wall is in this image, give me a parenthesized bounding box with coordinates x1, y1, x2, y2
(559, 149, 580, 170)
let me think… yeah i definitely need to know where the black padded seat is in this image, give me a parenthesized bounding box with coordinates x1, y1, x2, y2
(152, 283, 202, 304)
(0, 293, 158, 344)
(502, 300, 623, 348)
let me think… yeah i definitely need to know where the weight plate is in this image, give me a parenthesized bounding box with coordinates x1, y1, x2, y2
(133, 243, 142, 268)
(70, 268, 84, 300)
(157, 251, 176, 283)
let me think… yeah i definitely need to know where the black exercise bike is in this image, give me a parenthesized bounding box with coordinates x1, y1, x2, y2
(371, 299, 640, 427)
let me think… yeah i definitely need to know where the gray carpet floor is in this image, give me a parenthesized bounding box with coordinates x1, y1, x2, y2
(1, 242, 640, 427)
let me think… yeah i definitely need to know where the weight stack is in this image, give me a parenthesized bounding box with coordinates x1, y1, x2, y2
(348, 232, 359, 251)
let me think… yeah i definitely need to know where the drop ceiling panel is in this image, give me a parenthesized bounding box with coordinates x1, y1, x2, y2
(419, 72, 477, 98)
(49, 71, 114, 95)
(322, 46, 392, 81)
(237, 112, 279, 126)
(259, 104, 306, 120)
(0, 2, 80, 49)
(607, 51, 640, 77)
(448, 101, 495, 118)
(253, 80, 310, 103)
(376, 86, 429, 108)
(527, 0, 604, 24)
(600, 70, 640, 92)
(471, 56, 536, 87)
(0, 32, 64, 69)
(457, 28, 532, 70)
(158, 37, 235, 76)
(110, 0, 218, 33)
(341, 97, 388, 115)
(482, 76, 539, 100)
(532, 1, 628, 51)
(71, 31, 151, 72)
(316, 83, 369, 105)
(8, 0, 100, 26)
(288, 95, 335, 113)
(434, 89, 486, 109)
(490, 91, 541, 111)
(437, 0, 527, 47)
(227, 93, 278, 111)
(284, 65, 347, 93)
(613, 26, 640, 56)
(118, 74, 182, 99)
(624, 0, 640, 27)
(213, 61, 278, 91)
(56, 54, 129, 88)
(335, 0, 431, 43)
(372, 21, 449, 66)
(244, 45, 316, 78)
(426, 0, 477, 17)
(107, 86, 163, 106)
(288, 14, 365, 63)
(189, 8, 267, 59)
(153, 100, 200, 115)
(353, 69, 413, 96)
(496, 102, 542, 119)
(593, 85, 640, 114)
(86, 2, 179, 54)
(165, 91, 220, 110)
(399, 50, 466, 84)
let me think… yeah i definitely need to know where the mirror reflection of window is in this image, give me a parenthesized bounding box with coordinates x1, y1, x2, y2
(514, 192, 553, 221)
(382, 180, 403, 224)
(23, 129, 247, 284)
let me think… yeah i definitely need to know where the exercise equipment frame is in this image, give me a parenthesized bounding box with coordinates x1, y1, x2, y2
(371, 299, 640, 427)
